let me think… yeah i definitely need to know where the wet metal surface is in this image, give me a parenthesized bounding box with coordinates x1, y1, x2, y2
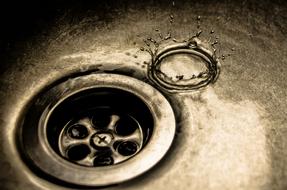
(0, 0, 287, 189)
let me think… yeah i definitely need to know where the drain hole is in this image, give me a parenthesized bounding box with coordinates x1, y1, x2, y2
(67, 144, 91, 161)
(117, 141, 138, 156)
(94, 156, 114, 166)
(92, 111, 111, 129)
(93, 150, 114, 166)
(113, 141, 122, 150)
(115, 116, 138, 136)
(67, 124, 89, 139)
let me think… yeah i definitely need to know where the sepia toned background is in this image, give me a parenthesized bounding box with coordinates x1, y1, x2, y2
(0, 0, 286, 189)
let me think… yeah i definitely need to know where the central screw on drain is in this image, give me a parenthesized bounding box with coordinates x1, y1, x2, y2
(93, 133, 113, 147)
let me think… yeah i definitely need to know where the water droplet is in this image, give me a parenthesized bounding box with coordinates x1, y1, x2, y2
(196, 16, 201, 28)
(143, 39, 150, 46)
(140, 47, 145, 51)
(172, 38, 177, 42)
(198, 71, 209, 78)
(176, 75, 184, 80)
(196, 30, 202, 37)
(164, 32, 171, 40)
(188, 40, 197, 47)
(210, 30, 215, 34)
(211, 40, 218, 46)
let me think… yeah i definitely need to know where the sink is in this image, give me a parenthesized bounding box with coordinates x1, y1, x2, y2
(0, 0, 286, 190)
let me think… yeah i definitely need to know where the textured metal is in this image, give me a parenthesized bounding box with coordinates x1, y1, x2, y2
(0, 0, 287, 190)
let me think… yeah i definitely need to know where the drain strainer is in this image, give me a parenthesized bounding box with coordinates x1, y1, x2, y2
(18, 74, 175, 186)
(56, 93, 148, 167)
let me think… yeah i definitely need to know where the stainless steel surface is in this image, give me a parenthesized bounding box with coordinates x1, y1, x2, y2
(0, 0, 287, 189)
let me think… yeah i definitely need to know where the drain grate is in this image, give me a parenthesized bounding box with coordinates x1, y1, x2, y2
(46, 87, 154, 167)
(58, 108, 145, 166)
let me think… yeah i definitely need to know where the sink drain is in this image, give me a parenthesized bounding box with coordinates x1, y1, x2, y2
(18, 73, 175, 186)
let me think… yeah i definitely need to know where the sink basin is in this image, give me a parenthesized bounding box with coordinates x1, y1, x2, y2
(0, 0, 286, 190)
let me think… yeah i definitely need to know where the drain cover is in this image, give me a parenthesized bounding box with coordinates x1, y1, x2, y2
(18, 74, 175, 186)
(57, 98, 147, 167)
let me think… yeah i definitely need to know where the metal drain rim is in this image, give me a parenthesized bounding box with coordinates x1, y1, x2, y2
(19, 73, 176, 186)
(148, 42, 220, 93)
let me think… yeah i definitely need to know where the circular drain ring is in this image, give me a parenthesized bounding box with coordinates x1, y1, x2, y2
(148, 43, 220, 92)
(18, 74, 176, 186)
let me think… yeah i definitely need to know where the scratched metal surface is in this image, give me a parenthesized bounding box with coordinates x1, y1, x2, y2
(0, 0, 286, 190)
